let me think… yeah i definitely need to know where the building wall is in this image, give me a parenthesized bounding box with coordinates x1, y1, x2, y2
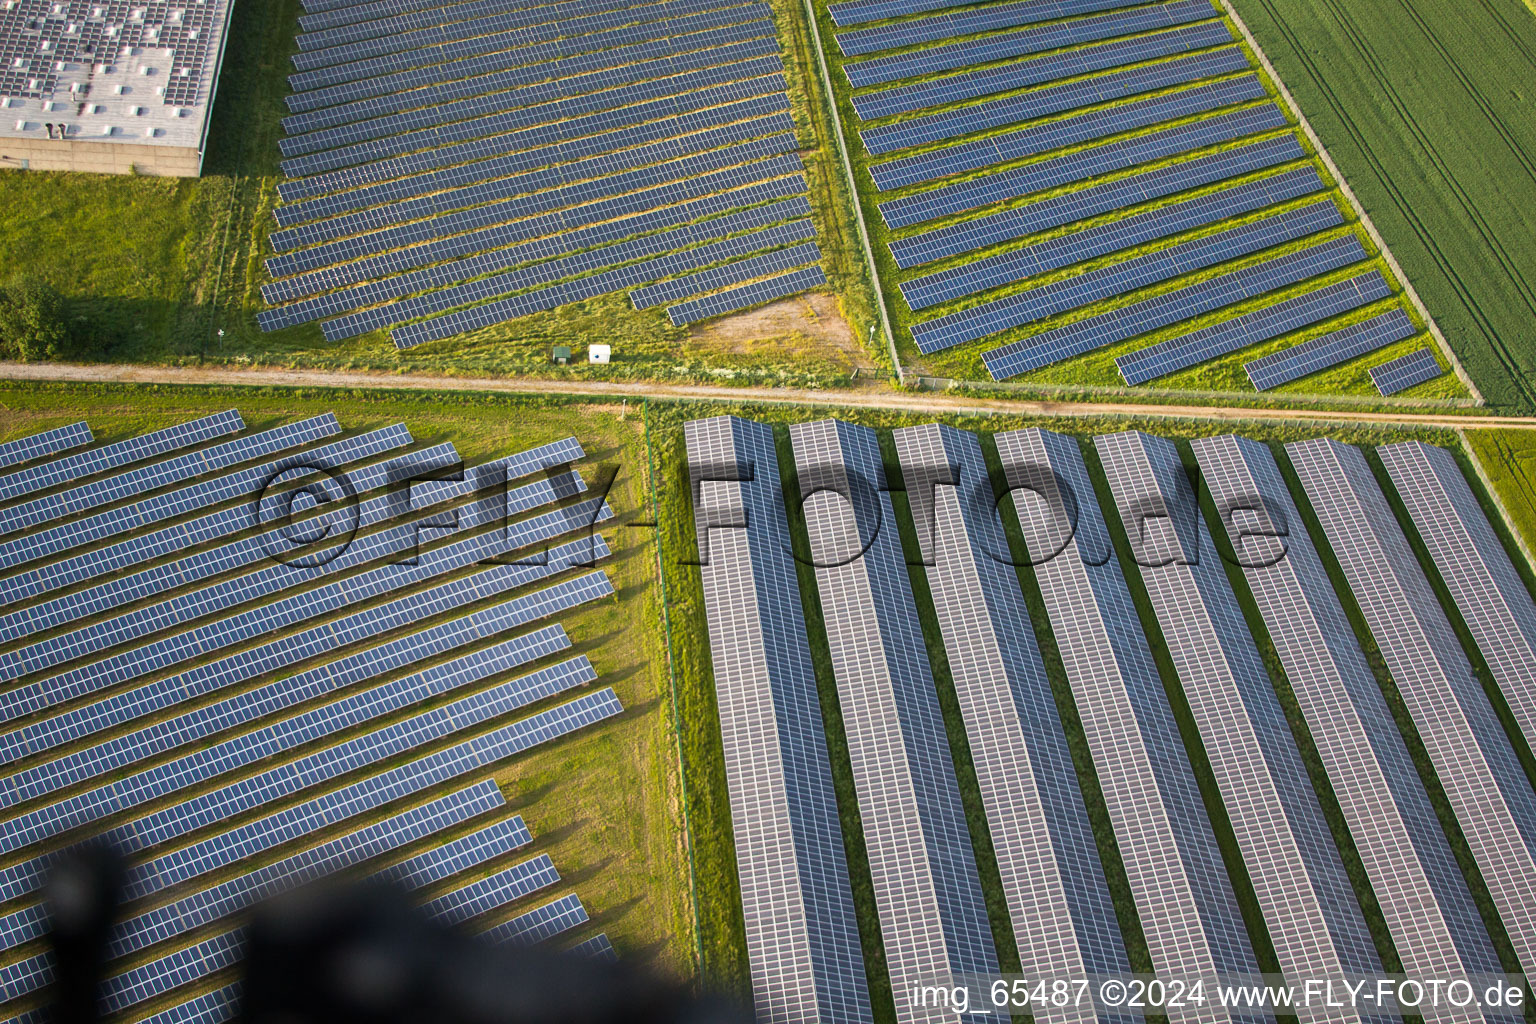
(0, 140, 201, 177)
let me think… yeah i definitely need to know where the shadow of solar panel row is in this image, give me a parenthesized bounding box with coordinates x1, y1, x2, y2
(0, 424, 92, 474)
(1288, 439, 1536, 980)
(0, 427, 419, 617)
(273, 132, 795, 253)
(631, 242, 822, 308)
(892, 133, 1305, 269)
(281, 39, 781, 161)
(0, 784, 506, 993)
(790, 421, 1000, 998)
(881, 102, 1286, 229)
(1096, 433, 1386, 991)
(296, 0, 587, 53)
(1245, 307, 1416, 390)
(269, 152, 802, 293)
(0, 415, 335, 541)
(325, 213, 815, 342)
(291, 0, 745, 72)
(861, 45, 1250, 155)
(483, 893, 591, 945)
(0, 433, 573, 614)
(280, 56, 784, 177)
(1116, 271, 1392, 385)
(0, 419, 326, 562)
(284, 18, 774, 136)
(0, 568, 608, 914)
(1370, 348, 1442, 395)
(423, 856, 560, 927)
(0, 646, 589, 869)
(0, 615, 567, 820)
(848, 1, 1221, 98)
(0, 468, 583, 692)
(0, 499, 609, 739)
(290, 3, 770, 101)
(839, 0, 1149, 58)
(871, 73, 1264, 190)
(1196, 436, 1508, 993)
(0, 411, 242, 506)
(901, 165, 1324, 310)
(667, 264, 826, 326)
(912, 199, 1342, 352)
(27, 689, 620, 1016)
(0, 568, 604, 878)
(830, 0, 988, 27)
(375, 815, 533, 889)
(275, 169, 806, 311)
(275, 109, 793, 232)
(985, 232, 1366, 378)
(276, 90, 789, 211)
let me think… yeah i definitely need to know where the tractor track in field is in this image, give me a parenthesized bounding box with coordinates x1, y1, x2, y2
(2, 360, 1533, 431)
(1247, 0, 1536, 412)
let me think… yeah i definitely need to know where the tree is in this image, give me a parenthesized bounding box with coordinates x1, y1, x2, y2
(0, 278, 68, 361)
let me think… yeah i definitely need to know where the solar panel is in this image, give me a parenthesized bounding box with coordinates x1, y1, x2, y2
(665, 265, 826, 326)
(892, 133, 1306, 269)
(790, 420, 999, 1001)
(0, 410, 242, 505)
(860, 47, 1252, 155)
(479, 893, 589, 945)
(1288, 438, 1536, 979)
(631, 242, 822, 308)
(0, 422, 91, 472)
(831, 0, 1016, 28)
(989, 427, 1259, 987)
(570, 933, 619, 962)
(132, 984, 240, 1024)
(870, 74, 1266, 192)
(900, 166, 1324, 311)
(374, 816, 534, 890)
(684, 416, 872, 1024)
(886, 423, 1125, 1001)
(851, 18, 1232, 114)
(1244, 308, 1417, 390)
(911, 200, 1342, 354)
(985, 232, 1364, 380)
(1370, 348, 1442, 395)
(0, 684, 624, 908)
(840, 0, 1168, 59)
(1193, 435, 1506, 989)
(422, 856, 560, 927)
(1095, 431, 1383, 1000)
(295, 0, 617, 52)
(1116, 272, 1393, 385)
(385, 182, 811, 347)
(881, 104, 1287, 230)
(309, 208, 814, 340)
(1381, 441, 1536, 783)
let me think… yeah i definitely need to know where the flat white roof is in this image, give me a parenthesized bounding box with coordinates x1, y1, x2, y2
(0, 0, 235, 149)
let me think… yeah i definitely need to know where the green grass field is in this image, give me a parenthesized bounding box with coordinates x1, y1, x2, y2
(0, 1, 882, 388)
(808, 0, 1473, 403)
(648, 397, 1536, 1007)
(0, 383, 693, 1018)
(1466, 429, 1536, 562)
(1226, 0, 1536, 413)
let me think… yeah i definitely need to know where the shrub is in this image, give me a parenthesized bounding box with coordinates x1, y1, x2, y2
(0, 277, 69, 361)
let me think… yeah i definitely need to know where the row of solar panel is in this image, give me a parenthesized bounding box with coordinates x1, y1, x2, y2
(667, 265, 828, 326)
(850, 12, 1229, 109)
(1371, 348, 1444, 395)
(0, 422, 91, 474)
(323, 213, 816, 342)
(840, 0, 1154, 59)
(281, 16, 774, 138)
(295, 0, 623, 55)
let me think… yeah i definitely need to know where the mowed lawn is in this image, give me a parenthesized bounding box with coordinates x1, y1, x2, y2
(1227, 0, 1536, 413)
(0, 383, 694, 1014)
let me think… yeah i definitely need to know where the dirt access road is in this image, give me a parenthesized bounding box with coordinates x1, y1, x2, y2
(5, 360, 1536, 431)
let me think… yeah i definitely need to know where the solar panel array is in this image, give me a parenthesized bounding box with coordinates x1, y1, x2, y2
(1244, 308, 1418, 390)
(829, 0, 1421, 387)
(0, 425, 91, 474)
(991, 426, 1258, 993)
(892, 424, 1130, 1014)
(1289, 438, 1536, 979)
(261, 0, 828, 348)
(790, 420, 998, 1015)
(1193, 435, 1505, 994)
(0, 411, 627, 1019)
(684, 416, 872, 1024)
(1370, 348, 1444, 395)
(1095, 432, 1382, 1005)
